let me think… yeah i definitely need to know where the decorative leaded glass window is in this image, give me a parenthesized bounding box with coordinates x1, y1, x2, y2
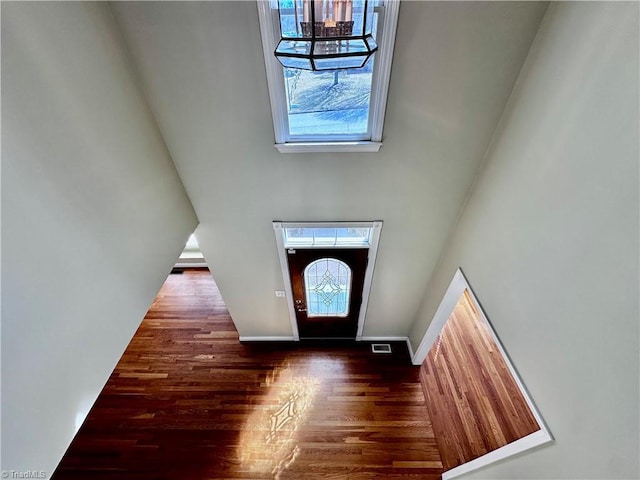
(304, 258, 351, 316)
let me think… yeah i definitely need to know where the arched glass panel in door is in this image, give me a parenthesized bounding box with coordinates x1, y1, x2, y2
(304, 258, 352, 317)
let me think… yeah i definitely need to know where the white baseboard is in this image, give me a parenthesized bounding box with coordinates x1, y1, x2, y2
(174, 262, 208, 268)
(359, 336, 409, 342)
(237, 336, 415, 354)
(238, 336, 296, 342)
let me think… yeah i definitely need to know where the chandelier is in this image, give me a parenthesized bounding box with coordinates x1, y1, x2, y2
(274, 0, 378, 71)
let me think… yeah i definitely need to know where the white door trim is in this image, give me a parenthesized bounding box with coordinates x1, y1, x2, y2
(411, 269, 468, 366)
(443, 429, 551, 479)
(272, 221, 383, 341)
(412, 268, 554, 477)
(273, 222, 300, 341)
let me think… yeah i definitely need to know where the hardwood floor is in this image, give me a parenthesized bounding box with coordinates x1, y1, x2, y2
(52, 269, 443, 480)
(419, 290, 540, 471)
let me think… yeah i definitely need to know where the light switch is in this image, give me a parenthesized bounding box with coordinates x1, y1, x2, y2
(275, 291, 286, 297)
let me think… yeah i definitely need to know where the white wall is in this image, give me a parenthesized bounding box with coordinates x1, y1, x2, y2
(110, 1, 548, 339)
(1, 3, 198, 475)
(410, 3, 639, 478)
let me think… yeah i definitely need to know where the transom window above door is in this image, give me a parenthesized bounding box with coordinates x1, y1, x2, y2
(257, 0, 400, 153)
(283, 226, 372, 247)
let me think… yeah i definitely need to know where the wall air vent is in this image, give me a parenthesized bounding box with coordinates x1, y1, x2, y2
(371, 343, 391, 354)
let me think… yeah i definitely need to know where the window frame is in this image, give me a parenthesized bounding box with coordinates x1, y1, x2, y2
(257, 0, 400, 153)
(282, 225, 372, 247)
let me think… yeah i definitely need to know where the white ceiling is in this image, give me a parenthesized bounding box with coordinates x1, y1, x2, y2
(110, 1, 549, 337)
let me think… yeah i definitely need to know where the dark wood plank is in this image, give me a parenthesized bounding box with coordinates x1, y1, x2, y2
(419, 289, 540, 471)
(52, 269, 442, 480)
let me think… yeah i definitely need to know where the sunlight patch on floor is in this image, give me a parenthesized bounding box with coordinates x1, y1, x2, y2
(237, 364, 321, 479)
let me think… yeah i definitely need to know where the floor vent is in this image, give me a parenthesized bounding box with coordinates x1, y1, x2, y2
(371, 343, 392, 354)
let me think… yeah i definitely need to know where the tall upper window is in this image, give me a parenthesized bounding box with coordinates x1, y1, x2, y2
(285, 66, 374, 137)
(257, 0, 400, 152)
